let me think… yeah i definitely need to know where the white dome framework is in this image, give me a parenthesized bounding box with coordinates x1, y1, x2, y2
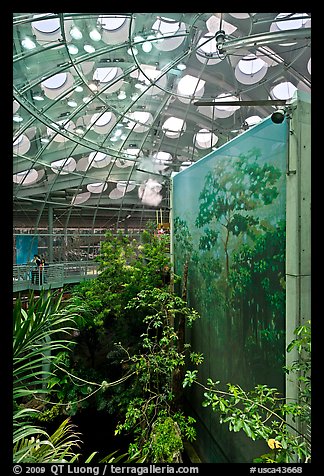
(13, 12, 311, 233)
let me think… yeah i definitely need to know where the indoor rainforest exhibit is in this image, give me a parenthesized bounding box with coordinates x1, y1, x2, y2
(13, 13, 311, 465)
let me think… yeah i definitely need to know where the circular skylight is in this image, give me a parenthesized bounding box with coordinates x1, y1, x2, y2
(93, 67, 118, 83)
(274, 13, 309, 30)
(98, 15, 127, 31)
(88, 151, 111, 168)
(13, 169, 38, 185)
(270, 13, 310, 46)
(50, 157, 76, 174)
(215, 95, 239, 111)
(205, 15, 237, 35)
(153, 151, 172, 163)
(109, 187, 125, 199)
(124, 148, 142, 158)
(271, 81, 297, 100)
(177, 75, 205, 97)
(197, 34, 218, 55)
(152, 17, 179, 35)
(13, 135, 23, 147)
(13, 134, 31, 154)
(128, 111, 153, 132)
(238, 54, 265, 75)
(152, 152, 172, 172)
(71, 191, 91, 205)
(212, 94, 240, 116)
(236, 54, 268, 85)
(117, 181, 136, 193)
(87, 182, 108, 193)
(42, 73, 67, 89)
(162, 117, 186, 138)
(32, 14, 60, 33)
(90, 111, 116, 134)
(194, 129, 218, 149)
(151, 17, 186, 51)
(90, 112, 113, 127)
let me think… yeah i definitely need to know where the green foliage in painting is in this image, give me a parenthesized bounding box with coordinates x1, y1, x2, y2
(195, 148, 281, 230)
(183, 320, 311, 463)
(195, 147, 281, 278)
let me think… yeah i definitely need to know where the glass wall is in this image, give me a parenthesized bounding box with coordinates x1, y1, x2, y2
(172, 116, 288, 462)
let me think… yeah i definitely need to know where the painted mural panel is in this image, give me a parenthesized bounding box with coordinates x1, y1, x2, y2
(172, 117, 287, 462)
(15, 235, 38, 265)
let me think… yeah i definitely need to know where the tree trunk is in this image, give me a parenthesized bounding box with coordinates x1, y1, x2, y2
(171, 260, 189, 409)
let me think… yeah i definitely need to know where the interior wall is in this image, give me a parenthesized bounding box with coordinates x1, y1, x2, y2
(285, 91, 311, 442)
(171, 115, 288, 462)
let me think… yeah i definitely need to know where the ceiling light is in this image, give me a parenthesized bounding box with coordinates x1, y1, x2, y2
(67, 99, 78, 107)
(133, 35, 144, 43)
(13, 114, 23, 122)
(142, 41, 152, 53)
(177, 63, 186, 70)
(118, 91, 126, 100)
(68, 44, 79, 54)
(32, 92, 45, 101)
(89, 28, 101, 41)
(21, 37, 36, 50)
(75, 86, 83, 92)
(127, 47, 138, 56)
(70, 26, 83, 40)
(114, 129, 122, 137)
(84, 44, 96, 53)
(135, 82, 146, 91)
(88, 81, 99, 91)
(75, 126, 85, 134)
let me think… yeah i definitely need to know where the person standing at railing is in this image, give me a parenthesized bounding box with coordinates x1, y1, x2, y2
(40, 256, 48, 284)
(31, 254, 41, 284)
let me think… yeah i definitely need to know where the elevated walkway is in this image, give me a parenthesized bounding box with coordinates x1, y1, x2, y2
(13, 261, 99, 292)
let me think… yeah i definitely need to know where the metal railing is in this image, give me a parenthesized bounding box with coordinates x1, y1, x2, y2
(13, 261, 99, 292)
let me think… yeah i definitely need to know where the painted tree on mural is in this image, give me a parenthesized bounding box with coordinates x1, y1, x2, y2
(194, 147, 283, 376)
(173, 216, 222, 315)
(228, 220, 286, 384)
(173, 217, 194, 269)
(195, 147, 282, 279)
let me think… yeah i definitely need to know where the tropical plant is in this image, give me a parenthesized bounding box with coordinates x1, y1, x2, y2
(13, 289, 82, 462)
(68, 231, 171, 355)
(13, 290, 138, 463)
(114, 287, 200, 462)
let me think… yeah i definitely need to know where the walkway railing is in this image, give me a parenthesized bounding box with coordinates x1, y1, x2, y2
(13, 261, 99, 292)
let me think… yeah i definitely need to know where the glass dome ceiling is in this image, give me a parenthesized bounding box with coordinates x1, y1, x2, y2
(13, 12, 311, 231)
